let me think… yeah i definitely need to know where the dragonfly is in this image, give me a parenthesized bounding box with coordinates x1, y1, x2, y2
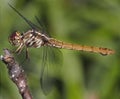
(8, 4, 115, 94)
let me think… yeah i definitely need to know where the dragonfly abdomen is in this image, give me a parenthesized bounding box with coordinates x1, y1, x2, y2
(48, 38, 115, 55)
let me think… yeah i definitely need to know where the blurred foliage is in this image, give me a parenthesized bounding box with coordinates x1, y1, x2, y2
(0, 0, 120, 99)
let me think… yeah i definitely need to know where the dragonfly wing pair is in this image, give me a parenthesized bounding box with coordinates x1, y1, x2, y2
(9, 4, 62, 94)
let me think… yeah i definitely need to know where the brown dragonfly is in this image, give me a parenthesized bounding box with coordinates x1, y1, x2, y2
(8, 4, 114, 93)
(9, 29, 114, 55)
(8, 4, 115, 56)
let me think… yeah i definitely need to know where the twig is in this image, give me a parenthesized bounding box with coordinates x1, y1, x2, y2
(0, 49, 32, 99)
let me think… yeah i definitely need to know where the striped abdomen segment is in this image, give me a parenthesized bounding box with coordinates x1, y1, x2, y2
(48, 38, 115, 55)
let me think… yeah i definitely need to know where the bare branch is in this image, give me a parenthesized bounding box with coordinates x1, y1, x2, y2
(0, 49, 32, 99)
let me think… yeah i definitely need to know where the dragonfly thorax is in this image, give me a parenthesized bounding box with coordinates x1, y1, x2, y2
(22, 30, 49, 48)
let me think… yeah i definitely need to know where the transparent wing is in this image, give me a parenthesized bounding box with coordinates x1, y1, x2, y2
(35, 16, 49, 36)
(9, 4, 49, 35)
(36, 14, 63, 94)
(9, 4, 43, 32)
(40, 46, 63, 94)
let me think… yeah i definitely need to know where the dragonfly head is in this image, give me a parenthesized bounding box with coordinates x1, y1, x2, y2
(9, 31, 22, 47)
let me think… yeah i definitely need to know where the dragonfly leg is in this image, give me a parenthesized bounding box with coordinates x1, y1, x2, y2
(15, 44, 24, 54)
(25, 47, 30, 60)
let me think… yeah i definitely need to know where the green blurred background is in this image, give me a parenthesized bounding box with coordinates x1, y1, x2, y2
(0, 0, 119, 99)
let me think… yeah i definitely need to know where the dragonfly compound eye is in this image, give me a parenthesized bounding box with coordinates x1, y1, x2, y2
(9, 31, 22, 46)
